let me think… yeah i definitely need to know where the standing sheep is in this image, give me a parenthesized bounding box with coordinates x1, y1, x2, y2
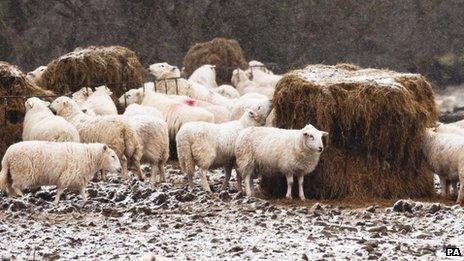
(123, 105, 169, 183)
(22, 97, 80, 142)
(72, 87, 93, 107)
(0, 141, 121, 203)
(50, 97, 143, 181)
(422, 128, 464, 203)
(235, 124, 328, 200)
(188, 64, 218, 89)
(81, 85, 118, 115)
(168, 95, 231, 123)
(231, 69, 274, 98)
(176, 106, 267, 192)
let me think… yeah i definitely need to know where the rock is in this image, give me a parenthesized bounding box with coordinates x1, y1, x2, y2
(228, 246, 244, 252)
(218, 191, 231, 201)
(367, 226, 387, 233)
(428, 203, 441, 214)
(392, 200, 413, 213)
(310, 203, 323, 212)
(365, 205, 377, 213)
(155, 193, 168, 205)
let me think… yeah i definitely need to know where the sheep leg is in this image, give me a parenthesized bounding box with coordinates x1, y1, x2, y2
(221, 166, 232, 191)
(235, 169, 243, 193)
(285, 174, 294, 199)
(298, 175, 305, 200)
(120, 155, 129, 180)
(446, 180, 451, 196)
(439, 177, 447, 197)
(199, 169, 212, 193)
(54, 187, 64, 204)
(150, 163, 158, 184)
(80, 187, 88, 202)
(244, 173, 253, 197)
(131, 159, 145, 181)
(158, 163, 166, 183)
(451, 181, 458, 196)
(457, 168, 464, 204)
(101, 170, 108, 181)
(11, 183, 23, 197)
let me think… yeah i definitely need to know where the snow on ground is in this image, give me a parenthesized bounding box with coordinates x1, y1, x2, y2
(0, 163, 462, 260)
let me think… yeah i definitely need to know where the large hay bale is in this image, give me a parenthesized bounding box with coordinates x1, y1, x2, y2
(38, 45, 147, 102)
(0, 61, 54, 158)
(183, 38, 247, 85)
(265, 64, 438, 199)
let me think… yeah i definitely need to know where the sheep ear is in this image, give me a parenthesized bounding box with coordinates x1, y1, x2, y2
(44, 101, 51, 107)
(322, 131, 329, 137)
(103, 145, 108, 151)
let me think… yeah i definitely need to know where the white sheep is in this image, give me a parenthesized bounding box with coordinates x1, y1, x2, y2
(81, 85, 118, 115)
(176, 106, 267, 192)
(231, 69, 274, 98)
(50, 96, 143, 181)
(22, 97, 80, 142)
(0, 141, 121, 203)
(124, 103, 164, 120)
(434, 122, 464, 136)
(247, 60, 272, 74)
(72, 87, 94, 107)
(212, 84, 240, 99)
(230, 95, 271, 121)
(118, 89, 214, 140)
(235, 124, 328, 200)
(188, 64, 218, 89)
(123, 105, 169, 183)
(422, 128, 464, 203)
(436, 95, 457, 114)
(26, 65, 47, 85)
(249, 69, 282, 89)
(168, 95, 231, 123)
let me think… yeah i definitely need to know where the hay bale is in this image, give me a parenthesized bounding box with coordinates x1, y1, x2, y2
(183, 38, 247, 85)
(37, 45, 147, 105)
(265, 64, 438, 199)
(0, 61, 54, 158)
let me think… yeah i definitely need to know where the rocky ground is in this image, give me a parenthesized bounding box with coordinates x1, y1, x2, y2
(0, 163, 463, 260)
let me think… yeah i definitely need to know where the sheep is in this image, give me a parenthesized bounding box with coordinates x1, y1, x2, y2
(22, 97, 80, 142)
(149, 62, 181, 79)
(124, 103, 164, 120)
(188, 64, 218, 89)
(212, 84, 241, 99)
(434, 122, 464, 136)
(0, 141, 121, 203)
(81, 85, 118, 115)
(235, 124, 328, 200)
(176, 106, 267, 192)
(123, 105, 169, 183)
(50, 96, 143, 181)
(230, 95, 271, 121)
(246, 60, 273, 74)
(231, 69, 274, 98)
(168, 95, 231, 123)
(72, 87, 94, 107)
(26, 65, 47, 85)
(249, 69, 282, 89)
(436, 95, 456, 114)
(422, 128, 464, 203)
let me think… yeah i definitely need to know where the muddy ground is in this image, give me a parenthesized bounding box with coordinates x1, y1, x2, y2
(0, 163, 463, 260)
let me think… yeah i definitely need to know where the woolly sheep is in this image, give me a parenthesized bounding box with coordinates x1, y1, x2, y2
(231, 69, 274, 98)
(26, 65, 47, 85)
(249, 69, 282, 89)
(124, 103, 164, 120)
(436, 95, 456, 114)
(0, 141, 121, 203)
(72, 87, 94, 107)
(434, 122, 464, 136)
(188, 64, 218, 89)
(422, 128, 464, 203)
(176, 106, 267, 192)
(235, 124, 328, 200)
(22, 97, 80, 142)
(168, 95, 231, 123)
(118, 89, 214, 140)
(149, 62, 181, 79)
(123, 105, 169, 183)
(212, 84, 241, 99)
(50, 96, 143, 181)
(247, 60, 273, 74)
(230, 95, 271, 121)
(81, 85, 118, 115)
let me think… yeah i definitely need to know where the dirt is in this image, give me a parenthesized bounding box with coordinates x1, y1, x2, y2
(0, 163, 462, 260)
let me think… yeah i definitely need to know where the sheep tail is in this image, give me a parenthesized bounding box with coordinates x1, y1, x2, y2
(0, 157, 12, 195)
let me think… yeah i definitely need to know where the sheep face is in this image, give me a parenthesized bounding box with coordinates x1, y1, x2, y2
(72, 87, 93, 102)
(50, 96, 80, 115)
(27, 65, 47, 78)
(119, 88, 143, 106)
(148, 62, 181, 79)
(301, 125, 329, 153)
(100, 145, 122, 173)
(231, 68, 249, 87)
(25, 97, 50, 112)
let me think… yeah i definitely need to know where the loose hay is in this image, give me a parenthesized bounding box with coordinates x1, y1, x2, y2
(264, 64, 438, 199)
(0, 61, 54, 158)
(37, 45, 147, 110)
(183, 38, 247, 85)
